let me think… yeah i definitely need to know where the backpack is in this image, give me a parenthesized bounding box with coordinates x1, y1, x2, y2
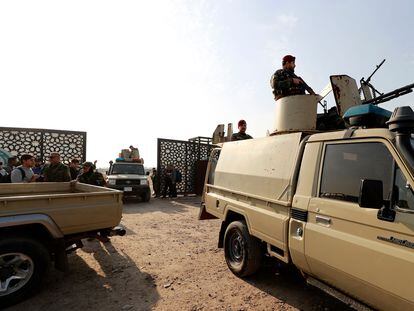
(0, 167, 26, 183)
(17, 167, 26, 181)
(0, 173, 10, 183)
(175, 170, 182, 183)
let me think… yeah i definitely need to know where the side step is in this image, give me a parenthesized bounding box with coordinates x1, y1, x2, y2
(306, 276, 373, 311)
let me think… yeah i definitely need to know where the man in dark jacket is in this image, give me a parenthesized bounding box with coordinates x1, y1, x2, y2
(270, 55, 315, 100)
(43, 152, 71, 182)
(162, 164, 177, 198)
(77, 162, 106, 186)
(69, 158, 80, 180)
(231, 120, 253, 141)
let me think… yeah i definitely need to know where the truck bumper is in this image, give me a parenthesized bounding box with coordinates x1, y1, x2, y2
(107, 185, 150, 197)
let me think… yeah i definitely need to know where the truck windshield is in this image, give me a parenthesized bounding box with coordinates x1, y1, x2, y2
(111, 164, 145, 175)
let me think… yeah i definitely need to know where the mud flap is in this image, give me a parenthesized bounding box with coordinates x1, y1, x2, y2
(218, 221, 226, 248)
(198, 204, 218, 220)
(54, 238, 69, 272)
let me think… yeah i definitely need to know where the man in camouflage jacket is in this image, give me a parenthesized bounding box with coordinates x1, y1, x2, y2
(77, 162, 106, 186)
(43, 152, 71, 182)
(270, 55, 315, 100)
(231, 120, 253, 141)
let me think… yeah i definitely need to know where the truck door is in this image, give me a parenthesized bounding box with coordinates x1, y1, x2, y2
(305, 140, 414, 310)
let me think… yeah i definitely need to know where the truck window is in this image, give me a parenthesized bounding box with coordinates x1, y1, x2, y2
(394, 167, 414, 211)
(111, 164, 145, 175)
(320, 142, 393, 203)
(207, 149, 221, 185)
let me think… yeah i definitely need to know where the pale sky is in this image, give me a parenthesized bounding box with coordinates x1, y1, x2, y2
(1, 0, 413, 167)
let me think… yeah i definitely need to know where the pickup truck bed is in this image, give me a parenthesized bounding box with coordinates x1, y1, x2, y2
(0, 182, 122, 235)
(0, 182, 124, 308)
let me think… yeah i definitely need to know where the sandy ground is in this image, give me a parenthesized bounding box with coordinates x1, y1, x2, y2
(8, 197, 351, 311)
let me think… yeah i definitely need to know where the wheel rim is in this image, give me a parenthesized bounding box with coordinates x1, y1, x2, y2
(0, 253, 34, 296)
(228, 230, 245, 264)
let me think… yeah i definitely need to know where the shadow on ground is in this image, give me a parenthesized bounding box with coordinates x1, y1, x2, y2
(246, 258, 353, 311)
(122, 196, 201, 215)
(8, 241, 159, 311)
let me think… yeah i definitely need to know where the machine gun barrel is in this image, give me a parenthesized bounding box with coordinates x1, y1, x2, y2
(364, 83, 414, 106)
(364, 59, 386, 84)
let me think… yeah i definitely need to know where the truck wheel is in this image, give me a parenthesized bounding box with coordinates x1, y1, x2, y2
(224, 220, 262, 277)
(0, 237, 50, 308)
(142, 190, 151, 202)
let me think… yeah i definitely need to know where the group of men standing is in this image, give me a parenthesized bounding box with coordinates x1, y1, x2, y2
(150, 164, 181, 198)
(230, 54, 315, 142)
(0, 152, 105, 186)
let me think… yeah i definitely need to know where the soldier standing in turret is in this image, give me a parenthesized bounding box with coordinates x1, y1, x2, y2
(270, 55, 315, 100)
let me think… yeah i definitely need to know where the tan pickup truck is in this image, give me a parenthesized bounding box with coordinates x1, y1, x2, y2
(200, 106, 414, 310)
(0, 182, 124, 308)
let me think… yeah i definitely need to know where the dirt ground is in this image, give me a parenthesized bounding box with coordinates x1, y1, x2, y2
(8, 197, 351, 311)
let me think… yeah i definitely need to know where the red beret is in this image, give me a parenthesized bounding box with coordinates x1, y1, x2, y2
(238, 120, 246, 127)
(282, 55, 295, 63)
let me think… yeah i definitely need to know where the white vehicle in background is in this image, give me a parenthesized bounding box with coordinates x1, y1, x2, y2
(107, 161, 150, 202)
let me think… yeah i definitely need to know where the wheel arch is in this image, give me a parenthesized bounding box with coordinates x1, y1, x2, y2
(0, 214, 63, 239)
(218, 208, 251, 248)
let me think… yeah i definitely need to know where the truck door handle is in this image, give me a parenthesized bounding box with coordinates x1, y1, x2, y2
(315, 215, 331, 226)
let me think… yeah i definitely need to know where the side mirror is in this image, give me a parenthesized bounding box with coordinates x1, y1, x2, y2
(359, 179, 383, 209)
(146, 171, 150, 176)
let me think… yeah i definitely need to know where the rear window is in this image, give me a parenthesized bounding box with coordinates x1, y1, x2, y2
(111, 164, 145, 175)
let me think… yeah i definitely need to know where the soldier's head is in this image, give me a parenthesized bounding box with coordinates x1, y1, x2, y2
(49, 152, 61, 165)
(238, 120, 247, 133)
(282, 55, 296, 71)
(34, 157, 43, 167)
(8, 156, 18, 167)
(70, 158, 80, 168)
(82, 162, 94, 173)
(20, 154, 34, 168)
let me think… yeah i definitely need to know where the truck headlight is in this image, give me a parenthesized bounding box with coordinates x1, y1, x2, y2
(108, 179, 116, 185)
(141, 179, 148, 185)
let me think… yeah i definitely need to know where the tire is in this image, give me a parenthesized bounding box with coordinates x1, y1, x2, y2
(223, 220, 262, 277)
(142, 189, 151, 202)
(0, 237, 50, 308)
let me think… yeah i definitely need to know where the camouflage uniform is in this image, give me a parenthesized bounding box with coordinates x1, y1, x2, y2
(270, 69, 307, 100)
(78, 171, 106, 186)
(43, 163, 71, 182)
(231, 132, 253, 141)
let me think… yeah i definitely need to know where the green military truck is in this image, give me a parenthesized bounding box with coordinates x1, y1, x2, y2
(0, 182, 124, 308)
(200, 103, 414, 310)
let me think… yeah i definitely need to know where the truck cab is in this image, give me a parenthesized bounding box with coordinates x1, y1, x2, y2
(107, 161, 151, 202)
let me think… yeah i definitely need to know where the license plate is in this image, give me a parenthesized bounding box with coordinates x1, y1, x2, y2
(124, 187, 132, 192)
